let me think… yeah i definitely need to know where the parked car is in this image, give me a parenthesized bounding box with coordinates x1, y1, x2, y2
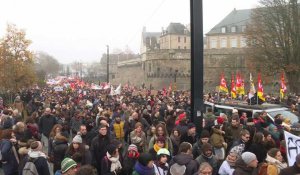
(204, 101, 299, 124)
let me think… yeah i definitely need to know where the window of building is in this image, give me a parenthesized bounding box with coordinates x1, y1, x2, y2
(210, 38, 217, 48)
(178, 46, 181, 49)
(157, 67, 160, 72)
(231, 26, 236, 33)
(112, 74, 115, 79)
(221, 38, 227, 48)
(149, 63, 151, 72)
(241, 37, 247, 47)
(230, 38, 237, 48)
(221, 27, 226, 33)
(242, 25, 246, 32)
(178, 36, 180, 42)
(184, 46, 186, 49)
(184, 37, 186, 43)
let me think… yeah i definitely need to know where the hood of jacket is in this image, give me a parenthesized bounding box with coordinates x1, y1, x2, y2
(173, 153, 193, 165)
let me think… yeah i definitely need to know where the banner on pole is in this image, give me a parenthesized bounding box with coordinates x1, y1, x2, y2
(284, 131, 300, 166)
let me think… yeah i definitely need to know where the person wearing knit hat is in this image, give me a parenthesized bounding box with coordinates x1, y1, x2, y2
(264, 148, 287, 175)
(61, 157, 77, 175)
(27, 141, 51, 175)
(123, 144, 140, 175)
(132, 153, 155, 175)
(233, 152, 258, 175)
(154, 148, 170, 175)
(192, 129, 210, 158)
(72, 134, 82, 144)
(196, 143, 219, 174)
(65, 134, 92, 167)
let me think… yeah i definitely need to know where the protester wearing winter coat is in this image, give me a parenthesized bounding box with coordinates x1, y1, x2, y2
(101, 144, 123, 175)
(169, 142, 199, 175)
(148, 123, 173, 155)
(195, 143, 219, 175)
(153, 148, 170, 175)
(51, 132, 69, 173)
(233, 152, 258, 175)
(247, 132, 267, 163)
(192, 130, 210, 158)
(0, 129, 19, 175)
(65, 134, 92, 166)
(90, 124, 111, 175)
(130, 122, 147, 152)
(132, 153, 155, 175)
(218, 151, 238, 175)
(265, 148, 287, 175)
(27, 141, 51, 175)
(122, 144, 140, 175)
(279, 154, 300, 175)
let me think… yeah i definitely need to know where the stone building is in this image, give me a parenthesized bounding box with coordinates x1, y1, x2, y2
(112, 9, 273, 92)
(113, 23, 191, 90)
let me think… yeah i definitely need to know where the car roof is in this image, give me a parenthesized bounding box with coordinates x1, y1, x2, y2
(205, 101, 288, 111)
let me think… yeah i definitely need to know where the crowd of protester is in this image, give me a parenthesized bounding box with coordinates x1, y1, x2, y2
(0, 86, 300, 175)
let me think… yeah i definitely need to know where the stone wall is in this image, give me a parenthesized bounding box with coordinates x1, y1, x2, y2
(112, 48, 262, 91)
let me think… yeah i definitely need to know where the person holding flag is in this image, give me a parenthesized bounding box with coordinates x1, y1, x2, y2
(280, 72, 287, 101)
(248, 73, 256, 99)
(257, 73, 266, 102)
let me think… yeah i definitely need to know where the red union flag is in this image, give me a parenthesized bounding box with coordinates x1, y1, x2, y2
(219, 73, 228, 93)
(280, 72, 287, 99)
(257, 73, 265, 101)
(231, 73, 236, 98)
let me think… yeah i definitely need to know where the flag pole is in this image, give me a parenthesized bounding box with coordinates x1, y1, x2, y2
(217, 87, 220, 103)
(257, 91, 258, 105)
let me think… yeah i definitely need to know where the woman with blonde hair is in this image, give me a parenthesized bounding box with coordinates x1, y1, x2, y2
(198, 162, 213, 175)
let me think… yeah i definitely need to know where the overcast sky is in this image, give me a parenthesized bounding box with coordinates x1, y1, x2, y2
(0, 0, 259, 64)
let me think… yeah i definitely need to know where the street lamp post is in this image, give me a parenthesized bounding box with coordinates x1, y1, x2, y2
(106, 45, 109, 83)
(174, 69, 178, 83)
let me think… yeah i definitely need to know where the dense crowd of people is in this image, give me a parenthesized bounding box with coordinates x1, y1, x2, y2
(0, 86, 300, 175)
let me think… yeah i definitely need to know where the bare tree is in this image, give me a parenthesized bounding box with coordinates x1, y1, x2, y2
(246, 0, 300, 93)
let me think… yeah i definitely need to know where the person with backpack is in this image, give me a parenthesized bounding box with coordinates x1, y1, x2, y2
(0, 129, 19, 175)
(153, 148, 170, 175)
(169, 142, 199, 175)
(259, 148, 287, 175)
(23, 141, 51, 175)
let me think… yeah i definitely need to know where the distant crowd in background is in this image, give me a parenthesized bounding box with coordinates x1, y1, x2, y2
(0, 86, 300, 175)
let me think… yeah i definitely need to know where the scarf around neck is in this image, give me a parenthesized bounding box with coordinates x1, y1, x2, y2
(28, 149, 47, 159)
(106, 152, 122, 172)
(265, 154, 287, 172)
(134, 162, 154, 175)
(154, 143, 162, 153)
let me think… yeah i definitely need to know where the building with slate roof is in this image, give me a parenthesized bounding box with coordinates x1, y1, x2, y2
(206, 8, 252, 49)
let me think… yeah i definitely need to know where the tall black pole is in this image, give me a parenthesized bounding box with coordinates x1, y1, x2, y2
(106, 45, 109, 83)
(190, 0, 203, 134)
